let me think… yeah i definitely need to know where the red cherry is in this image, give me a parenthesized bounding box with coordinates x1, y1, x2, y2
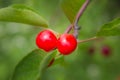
(57, 34, 77, 55)
(36, 30, 57, 52)
(101, 45, 111, 56)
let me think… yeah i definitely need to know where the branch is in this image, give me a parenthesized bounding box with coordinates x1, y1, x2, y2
(74, 0, 90, 25)
(77, 37, 102, 43)
(64, 24, 73, 34)
(73, 0, 90, 38)
(64, 0, 91, 36)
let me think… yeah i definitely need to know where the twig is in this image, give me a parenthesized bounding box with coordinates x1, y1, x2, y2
(64, 0, 91, 36)
(77, 37, 101, 43)
(74, 0, 90, 25)
(73, 0, 90, 38)
(64, 24, 73, 33)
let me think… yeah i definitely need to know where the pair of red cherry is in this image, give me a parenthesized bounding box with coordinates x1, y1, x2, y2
(36, 29, 77, 55)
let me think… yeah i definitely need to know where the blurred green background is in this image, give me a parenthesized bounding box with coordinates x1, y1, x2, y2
(0, 0, 120, 80)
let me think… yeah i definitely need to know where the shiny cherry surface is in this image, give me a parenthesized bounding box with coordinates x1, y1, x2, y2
(36, 30, 57, 52)
(57, 34, 77, 55)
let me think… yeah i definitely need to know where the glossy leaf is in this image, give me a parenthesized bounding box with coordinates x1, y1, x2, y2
(61, 0, 85, 23)
(12, 49, 56, 80)
(97, 18, 120, 36)
(0, 4, 48, 27)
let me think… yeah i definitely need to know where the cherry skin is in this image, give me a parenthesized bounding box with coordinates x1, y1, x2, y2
(57, 34, 77, 55)
(36, 30, 57, 52)
(101, 45, 111, 57)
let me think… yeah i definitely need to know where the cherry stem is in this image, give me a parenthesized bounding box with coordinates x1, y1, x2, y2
(74, 0, 90, 25)
(74, 0, 90, 38)
(65, 0, 90, 35)
(64, 24, 73, 34)
(77, 37, 101, 43)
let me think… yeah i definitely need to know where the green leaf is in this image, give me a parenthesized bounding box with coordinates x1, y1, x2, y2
(0, 4, 48, 27)
(53, 55, 64, 65)
(12, 49, 56, 80)
(61, 0, 85, 23)
(97, 18, 120, 37)
(39, 50, 57, 77)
